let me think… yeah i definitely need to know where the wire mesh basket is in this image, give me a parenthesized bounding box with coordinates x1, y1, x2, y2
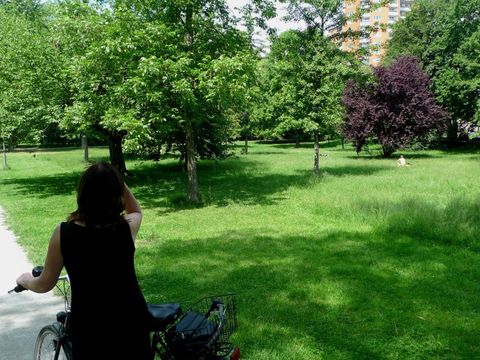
(166, 294, 237, 357)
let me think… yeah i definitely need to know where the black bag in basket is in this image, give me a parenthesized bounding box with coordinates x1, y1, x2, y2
(167, 311, 217, 357)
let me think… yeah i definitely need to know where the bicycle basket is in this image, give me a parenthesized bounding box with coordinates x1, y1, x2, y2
(166, 294, 237, 357)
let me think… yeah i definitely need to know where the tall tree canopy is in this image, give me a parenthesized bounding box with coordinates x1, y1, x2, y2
(386, 0, 480, 143)
(110, 0, 262, 200)
(280, 0, 389, 47)
(343, 56, 449, 157)
(58, 2, 163, 174)
(49, 0, 266, 201)
(254, 29, 362, 175)
(0, 4, 64, 147)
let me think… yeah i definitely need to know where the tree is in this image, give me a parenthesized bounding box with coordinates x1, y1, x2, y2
(0, 6, 64, 150)
(255, 30, 361, 175)
(280, 0, 389, 49)
(252, 0, 381, 176)
(0, 0, 273, 201)
(254, 31, 318, 145)
(233, 0, 278, 154)
(386, 0, 446, 63)
(435, 26, 480, 130)
(58, 4, 154, 174)
(53, 0, 265, 198)
(343, 56, 449, 157)
(386, 0, 480, 143)
(115, 0, 267, 202)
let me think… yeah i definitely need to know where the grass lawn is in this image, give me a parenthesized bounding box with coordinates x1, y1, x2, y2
(0, 141, 479, 359)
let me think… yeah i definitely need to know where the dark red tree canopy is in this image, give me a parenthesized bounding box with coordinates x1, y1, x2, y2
(342, 56, 449, 157)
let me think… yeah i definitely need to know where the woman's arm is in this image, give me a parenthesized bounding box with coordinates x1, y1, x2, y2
(16, 225, 63, 293)
(123, 183, 142, 242)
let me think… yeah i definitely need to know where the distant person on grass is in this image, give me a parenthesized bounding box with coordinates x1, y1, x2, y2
(397, 155, 408, 167)
(16, 162, 152, 359)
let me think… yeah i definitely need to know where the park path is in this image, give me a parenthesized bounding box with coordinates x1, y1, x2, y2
(0, 206, 64, 360)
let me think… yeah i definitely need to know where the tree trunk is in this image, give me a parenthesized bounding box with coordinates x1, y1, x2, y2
(447, 119, 458, 146)
(183, 5, 200, 204)
(313, 132, 319, 177)
(341, 137, 345, 150)
(108, 132, 128, 175)
(2, 141, 7, 170)
(186, 121, 200, 203)
(81, 135, 89, 162)
(382, 144, 395, 158)
(295, 132, 300, 148)
(242, 111, 249, 154)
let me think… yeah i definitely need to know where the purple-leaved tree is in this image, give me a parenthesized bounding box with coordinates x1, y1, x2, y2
(342, 56, 449, 157)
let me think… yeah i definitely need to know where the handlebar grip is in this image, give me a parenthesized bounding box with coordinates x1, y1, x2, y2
(15, 284, 26, 292)
(205, 299, 223, 318)
(8, 284, 26, 294)
(8, 266, 43, 294)
(32, 266, 43, 277)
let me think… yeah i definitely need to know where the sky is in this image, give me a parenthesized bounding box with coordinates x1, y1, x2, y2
(226, 0, 305, 49)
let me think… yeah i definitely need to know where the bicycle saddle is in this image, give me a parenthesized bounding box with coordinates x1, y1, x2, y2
(148, 303, 182, 331)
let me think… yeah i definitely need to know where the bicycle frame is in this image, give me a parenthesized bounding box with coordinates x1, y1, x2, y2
(11, 269, 239, 360)
(36, 275, 73, 360)
(53, 324, 72, 360)
(55, 276, 72, 359)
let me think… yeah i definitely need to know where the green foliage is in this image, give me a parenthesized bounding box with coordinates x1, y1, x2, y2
(387, 0, 480, 137)
(435, 26, 480, 125)
(0, 7, 64, 145)
(60, 4, 151, 138)
(116, 4, 257, 160)
(386, 0, 448, 64)
(281, 0, 390, 53)
(253, 30, 363, 141)
(39, 0, 260, 176)
(0, 0, 265, 164)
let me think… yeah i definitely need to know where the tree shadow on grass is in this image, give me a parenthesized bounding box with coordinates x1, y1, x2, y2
(128, 159, 313, 212)
(138, 218, 480, 359)
(13, 146, 81, 153)
(320, 164, 390, 177)
(128, 159, 389, 214)
(271, 140, 341, 150)
(439, 141, 480, 155)
(1, 155, 389, 212)
(344, 145, 480, 160)
(345, 153, 441, 160)
(0, 171, 81, 198)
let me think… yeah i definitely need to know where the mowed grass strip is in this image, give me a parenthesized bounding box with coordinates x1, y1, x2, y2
(0, 142, 479, 359)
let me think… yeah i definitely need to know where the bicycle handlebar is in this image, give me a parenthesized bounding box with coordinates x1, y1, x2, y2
(8, 284, 26, 294)
(8, 266, 44, 294)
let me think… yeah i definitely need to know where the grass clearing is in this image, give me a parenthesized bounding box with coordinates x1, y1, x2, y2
(0, 142, 479, 359)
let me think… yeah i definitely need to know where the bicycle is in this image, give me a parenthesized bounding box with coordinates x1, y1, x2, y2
(9, 267, 241, 360)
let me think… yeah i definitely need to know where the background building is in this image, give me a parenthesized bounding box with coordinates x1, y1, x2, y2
(341, 0, 413, 65)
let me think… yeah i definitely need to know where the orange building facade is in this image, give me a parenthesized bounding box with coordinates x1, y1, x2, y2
(341, 0, 413, 65)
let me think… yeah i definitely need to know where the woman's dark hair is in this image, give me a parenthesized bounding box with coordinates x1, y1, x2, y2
(68, 162, 125, 226)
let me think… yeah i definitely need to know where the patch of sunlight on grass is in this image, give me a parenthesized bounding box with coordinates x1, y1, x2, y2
(306, 281, 349, 308)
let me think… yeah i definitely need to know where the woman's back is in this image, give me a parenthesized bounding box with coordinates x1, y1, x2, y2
(60, 219, 151, 359)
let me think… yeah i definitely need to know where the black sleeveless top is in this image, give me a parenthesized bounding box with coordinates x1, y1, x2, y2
(60, 220, 152, 360)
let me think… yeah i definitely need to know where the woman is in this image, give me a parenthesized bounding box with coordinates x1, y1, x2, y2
(16, 162, 152, 359)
